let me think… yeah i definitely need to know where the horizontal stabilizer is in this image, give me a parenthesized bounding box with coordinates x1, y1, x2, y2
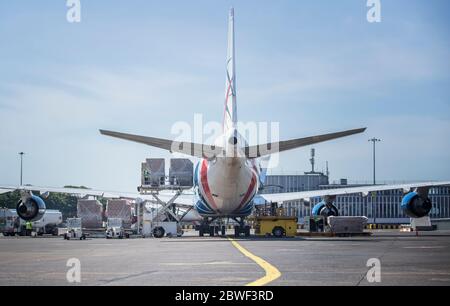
(244, 128, 366, 158)
(99, 129, 222, 158)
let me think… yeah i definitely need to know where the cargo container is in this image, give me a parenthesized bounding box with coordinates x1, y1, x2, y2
(141, 158, 165, 187)
(327, 216, 368, 235)
(77, 199, 103, 228)
(169, 158, 194, 187)
(105, 199, 133, 229)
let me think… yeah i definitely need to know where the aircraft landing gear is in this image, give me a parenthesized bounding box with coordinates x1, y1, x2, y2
(197, 217, 221, 237)
(196, 218, 229, 237)
(209, 226, 215, 237)
(221, 225, 226, 236)
(233, 218, 250, 237)
(233, 225, 250, 237)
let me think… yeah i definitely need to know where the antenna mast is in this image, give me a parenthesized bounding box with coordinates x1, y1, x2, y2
(309, 148, 315, 173)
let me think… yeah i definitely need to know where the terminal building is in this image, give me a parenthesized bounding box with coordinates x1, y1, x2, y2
(260, 149, 450, 224)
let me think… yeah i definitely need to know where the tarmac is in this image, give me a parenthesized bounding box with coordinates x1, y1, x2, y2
(1, 230, 450, 286)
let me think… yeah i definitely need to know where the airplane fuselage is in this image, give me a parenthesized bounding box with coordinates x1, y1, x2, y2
(194, 130, 260, 218)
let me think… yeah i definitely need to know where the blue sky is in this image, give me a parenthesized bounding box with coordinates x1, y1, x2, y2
(0, 0, 449, 191)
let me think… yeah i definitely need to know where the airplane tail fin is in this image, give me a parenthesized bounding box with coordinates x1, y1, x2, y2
(223, 8, 237, 132)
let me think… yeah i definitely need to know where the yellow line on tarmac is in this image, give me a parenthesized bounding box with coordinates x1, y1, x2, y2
(227, 237, 281, 286)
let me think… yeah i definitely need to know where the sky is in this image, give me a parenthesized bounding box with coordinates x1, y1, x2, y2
(0, 0, 449, 192)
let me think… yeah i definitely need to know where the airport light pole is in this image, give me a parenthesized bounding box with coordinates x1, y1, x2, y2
(368, 138, 380, 226)
(368, 138, 381, 185)
(19, 152, 25, 186)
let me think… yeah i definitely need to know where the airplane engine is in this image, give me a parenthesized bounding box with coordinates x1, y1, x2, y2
(401, 192, 432, 218)
(312, 201, 339, 217)
(16, 195, 46, 221)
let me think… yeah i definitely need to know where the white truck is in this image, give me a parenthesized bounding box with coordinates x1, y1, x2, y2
(0, 208, 19, 236)
(1, 208, 62, 236)
(27, 210, 63, 235)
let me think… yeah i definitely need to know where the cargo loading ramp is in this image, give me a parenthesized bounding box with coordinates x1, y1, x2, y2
(138, 189, 194, 238)
(141, 189, 194, 224)
(137, 158, 196, 237)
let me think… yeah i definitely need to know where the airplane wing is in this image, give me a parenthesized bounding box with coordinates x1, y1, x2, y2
(100, 129, 222, 159)
(5, 181, 450, 209)
(1, 185, 122, 198)
(0, 185, 196, 206)
(0, 186, 16, 194)
(244, 128, 366, 158)
(259, 181, 450, 204)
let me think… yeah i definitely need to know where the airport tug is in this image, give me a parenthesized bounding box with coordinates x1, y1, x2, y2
(63, 218, 86, 240)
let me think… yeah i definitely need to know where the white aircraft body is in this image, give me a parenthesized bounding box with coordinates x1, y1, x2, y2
(1, 9, 449, 237)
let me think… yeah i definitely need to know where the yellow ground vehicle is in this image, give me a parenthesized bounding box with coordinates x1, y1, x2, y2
(253, 216, 298, 237)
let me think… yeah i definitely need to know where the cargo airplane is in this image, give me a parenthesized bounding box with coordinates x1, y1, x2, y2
(1, 9, 449, 237)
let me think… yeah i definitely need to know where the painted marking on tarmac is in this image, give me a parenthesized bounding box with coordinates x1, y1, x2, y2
(431, 278, 450, 282)
(403, 246, 446, 249)
(161, 261, 252, 266)
(227, 237, 281, 286)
